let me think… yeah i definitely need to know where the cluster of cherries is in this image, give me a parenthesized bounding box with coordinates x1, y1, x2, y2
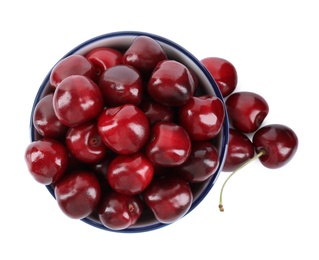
(201, 57, 298, 211)
(25, 36, 227, 230)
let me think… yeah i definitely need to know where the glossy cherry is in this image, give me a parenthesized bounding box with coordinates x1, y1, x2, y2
(178, 95, 225, 141)
(143, 175, 193, 224)
(201, 57, 237, 97)
(147, 60, 195, 106)
(98, 191, 143, 230)
(53, 75, 104, 127)
(222, 128, 255, 172)
(25, 138, 68, 185)
(107, 153, 154, 195)
(226, 91, 269, 133)
(99, 65, 143, 107)
(54, 170, 101, 219)
(97, 104, 150, 155)
(145, 122, 191, 166)
(50, 54, 96, 88)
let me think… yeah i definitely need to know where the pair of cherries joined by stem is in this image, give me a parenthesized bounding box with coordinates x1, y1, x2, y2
(202, 57, 298, 212)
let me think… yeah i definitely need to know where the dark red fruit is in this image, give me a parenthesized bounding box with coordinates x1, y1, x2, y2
(107, 153, 154, 195)
(53, 75, 104, 127)
(178, 95, 225, 141)
(223, 128, 255, 172)
(201, 57, 237, 97)
(97, 104, 150, 155)
(143, 175, 193, 224)
(253, 124, 298, 169)
(145, 122, 191, 166)
(98, 191, 143, 230)
(226, 91, 269, 133)
(54, 171, 101, 219)
(99, 65, 143, 107)
(25, 138, 68, 185)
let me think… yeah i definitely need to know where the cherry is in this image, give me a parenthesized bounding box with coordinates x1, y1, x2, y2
(85, 47, 123, 77)
(178, 95, 225, 141)
(50, 54, 96, 88)
(201, 57, 237, 97)
(53, 75, 104, 127)
(98, 65, 143, 107)
(54, 170, 101, 219)
(97, 104, 150, 155)
(25, 138, 68, 185)
(176, 141, 219, 183)
(222, 128, 255, 172)
(143, 175, 193, 224)
(32, 93, 68, 139)
(65, 122, 108, 164)
(145, 122, 191, 166)
(226, 91, 269, 133)
(147, 60, 195, 106)
(107, 153, 154, 195)
(98, 191, 143, 230)
(122, 35, 167, 76)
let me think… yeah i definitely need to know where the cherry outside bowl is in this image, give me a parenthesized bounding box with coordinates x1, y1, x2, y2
(30, 31, 229, 233)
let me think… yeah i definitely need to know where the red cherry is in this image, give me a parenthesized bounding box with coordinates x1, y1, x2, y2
(145, 122, 191, 166)
(201, 57, 237, 97)
(54, 171, 101, 219)
(222, 128, 255, 172)
(147, 60, 195, 106)
(53, 75, 104, 127)
(178, 95, 225, 141)
(98, 65, 143, 107)
(50, 54, 96, 88)
(65, 122, 108, 164)
(253, 124, 298, 169)
(226, 91, 269, 133)
(143, 175, 193, 224)
(32, 93, 68, 139)
(25, 138, 68, 185)
(107, 153, 154, 195)
(97, 104, 150, 155)
(122, 35, 167, 76)
(98, 191, 143, 230)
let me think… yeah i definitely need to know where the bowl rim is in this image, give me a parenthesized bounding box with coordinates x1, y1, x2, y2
(30, 31, 229, 233)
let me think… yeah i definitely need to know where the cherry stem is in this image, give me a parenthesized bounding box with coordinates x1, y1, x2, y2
(219, 150, 265, 212)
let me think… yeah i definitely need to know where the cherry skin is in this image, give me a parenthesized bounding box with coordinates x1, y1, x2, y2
(98, 191, 143, 230)
(107, 153, 154, 195)
(65, 122, 108, 164)
(178, 95, 225, 141)
(98, 65, 143, 107)
(226, 91, 269, 133)
(32, 93, 68, 139)
(143, 175, 193, 224)
(201, 57, 238, 97)
(223, 128, 255, 172)
(53, 75, 104, 127)
(145, 122, 191, 167)
(253, 124, 298, 169)
(25, 138, 68, 185)
(122, 35, 167, 76)
(50, 54, 96, 88)
(176, 141, 220, 183)
(97, 104, 150, 155)
(147, 60, 195, 106)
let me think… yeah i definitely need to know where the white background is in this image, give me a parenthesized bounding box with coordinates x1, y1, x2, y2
(1, 0, 318, 259)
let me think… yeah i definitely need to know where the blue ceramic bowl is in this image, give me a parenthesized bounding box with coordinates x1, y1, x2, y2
(30, 31, 229, 233)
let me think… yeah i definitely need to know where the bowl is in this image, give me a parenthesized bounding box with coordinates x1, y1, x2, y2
(30, 31, 229, 233)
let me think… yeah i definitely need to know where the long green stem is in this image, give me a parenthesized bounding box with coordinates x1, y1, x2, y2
(219, 150, 265, 212)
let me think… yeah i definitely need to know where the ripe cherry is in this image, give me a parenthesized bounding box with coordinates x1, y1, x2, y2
(226, 91, 269, 133)
(201, 57, 237, 97)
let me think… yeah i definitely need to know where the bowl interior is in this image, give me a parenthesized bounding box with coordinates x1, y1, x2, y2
(30, 31, 229, 233)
